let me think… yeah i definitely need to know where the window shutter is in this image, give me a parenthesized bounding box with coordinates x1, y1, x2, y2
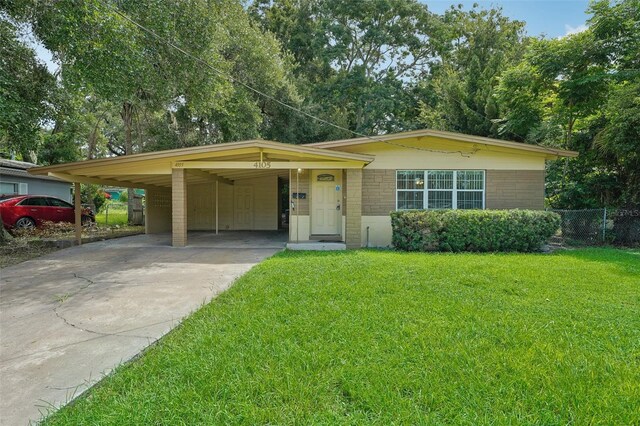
(18, 183, 28, 194)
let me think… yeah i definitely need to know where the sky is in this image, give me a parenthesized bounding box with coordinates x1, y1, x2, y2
(424, 0, 592, 38)
(31, 0, 592, 73)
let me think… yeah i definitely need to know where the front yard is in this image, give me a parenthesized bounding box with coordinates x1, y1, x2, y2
(45, 248, 639, 424)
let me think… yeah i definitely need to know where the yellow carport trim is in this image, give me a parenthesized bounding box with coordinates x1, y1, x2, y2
(28, 139, 374, 177)
(173, 160, 366, 169)
(48, 172, 167, 188)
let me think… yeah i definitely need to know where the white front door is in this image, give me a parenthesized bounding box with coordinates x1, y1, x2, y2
(234, 186, 253, 229)
(311, 170, 342, 235)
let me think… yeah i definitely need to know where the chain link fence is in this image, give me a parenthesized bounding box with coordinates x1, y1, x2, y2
(549, 208, 640, 246)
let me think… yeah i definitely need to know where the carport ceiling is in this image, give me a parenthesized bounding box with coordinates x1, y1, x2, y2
(29, 139, 373, 189)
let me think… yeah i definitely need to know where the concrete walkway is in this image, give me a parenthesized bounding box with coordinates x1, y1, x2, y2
(0, 231, 286, 425)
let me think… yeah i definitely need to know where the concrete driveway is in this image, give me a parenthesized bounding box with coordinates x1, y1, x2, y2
(0, 231, 286, 425)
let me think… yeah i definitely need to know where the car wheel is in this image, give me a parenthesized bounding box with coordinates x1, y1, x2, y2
(15, 217, 36, 229)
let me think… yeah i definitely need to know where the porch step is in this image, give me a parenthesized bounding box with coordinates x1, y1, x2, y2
(309, 234, 342, 242)
(286, 241, 346, 251)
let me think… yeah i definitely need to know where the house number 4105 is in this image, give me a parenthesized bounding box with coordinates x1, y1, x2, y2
(253, 161, 271, 169)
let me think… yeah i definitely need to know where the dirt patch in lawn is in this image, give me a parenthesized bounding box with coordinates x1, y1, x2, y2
(0, 225, 144, 268)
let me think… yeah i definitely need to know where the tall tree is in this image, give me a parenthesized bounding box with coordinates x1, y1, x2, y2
(496, 0, 640, 208)
(418, 6, 526, 138)
(0, 19, 55, 161)
(4, 0, 296, 218)
(251, 0, 440, 138)
(6, 0, 216, 219)
(589, 0, 640, 206)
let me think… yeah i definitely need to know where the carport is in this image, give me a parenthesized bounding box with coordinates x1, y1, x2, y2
(29, 140, 373, 247)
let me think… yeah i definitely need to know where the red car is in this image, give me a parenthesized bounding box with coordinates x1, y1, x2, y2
(0, 195, 95, 229)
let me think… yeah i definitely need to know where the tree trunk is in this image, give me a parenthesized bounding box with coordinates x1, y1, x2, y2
(561, 103, 575, 193)
(87, 111, 107, 160)
(121, 102, 135, 225)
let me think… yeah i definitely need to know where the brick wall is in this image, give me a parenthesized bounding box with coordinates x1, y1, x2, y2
(485, 170, 545, 210)
(345, 169, 362, 248)
(362, 169, 396, 215)
(358, 168, 544, 212)
(341, 170, 347, 216)
(146, 187, 172, 234)
(171, 168, 188, 247)
(291, 171, 309, 215)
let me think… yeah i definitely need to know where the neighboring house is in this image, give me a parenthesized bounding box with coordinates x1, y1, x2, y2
(104, 187, 145, 201)
(104, 187, 124, 200)
(29, 129, 577, 248)
(0, 159, 72, 202)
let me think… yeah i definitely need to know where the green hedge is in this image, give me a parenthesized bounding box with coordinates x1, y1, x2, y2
(390, 210, 561, 252)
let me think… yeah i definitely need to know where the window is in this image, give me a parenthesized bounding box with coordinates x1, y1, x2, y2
(19, 197, 49, 206)
(396, 170, 484, 210)
(396, 170, 424, 210)
(0, 181, 27, 195)
(47, 197, 73, 208)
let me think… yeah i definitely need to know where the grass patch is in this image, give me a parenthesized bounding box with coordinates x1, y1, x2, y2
(0, 242, 58, 268)
(95, 203, 128, 226)
(45, 248, 640, 424)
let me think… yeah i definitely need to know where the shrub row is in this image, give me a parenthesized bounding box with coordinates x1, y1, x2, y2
(390, 209, 560, 252)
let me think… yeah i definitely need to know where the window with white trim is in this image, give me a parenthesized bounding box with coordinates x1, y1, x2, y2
(0, 181, 27, 195)
(396, 170, 485, 210)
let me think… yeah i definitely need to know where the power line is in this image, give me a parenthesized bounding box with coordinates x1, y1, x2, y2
(90, 0, 478, 157)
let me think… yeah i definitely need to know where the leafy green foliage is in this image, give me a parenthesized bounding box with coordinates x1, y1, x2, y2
(391, 210, 560, 252)
(495, 0, 640, 209)
(419, 6, 526, 138)
(3, 0, 296, 157)
(610, 208, 640, 246)
(43, 249, 640, 424)
(80, 184, 107, 213)
(595, 81, 640, 205)
(2, 0, 638, 213)
(252, 0, 439, 138)
(0, 20, 55, 160)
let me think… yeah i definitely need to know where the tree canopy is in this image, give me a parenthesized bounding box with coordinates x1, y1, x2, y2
(1, 0, 638, 208)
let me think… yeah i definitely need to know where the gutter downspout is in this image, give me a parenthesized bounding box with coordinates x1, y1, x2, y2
(215, 178, 219, 235)
(366, 226, 370, 248)
(74, 182, 82, 245)
(296, 168, 300, 244)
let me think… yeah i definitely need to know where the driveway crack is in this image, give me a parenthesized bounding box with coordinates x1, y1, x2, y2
(52, 273, 153, 340)
(52, 307, 153, 339)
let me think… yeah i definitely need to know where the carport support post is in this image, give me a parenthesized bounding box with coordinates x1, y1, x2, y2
(172, 168, 188, 247)
(74, 182, 82, 245)
(345, 169, 362, 249)
(215, 179, 219, 235)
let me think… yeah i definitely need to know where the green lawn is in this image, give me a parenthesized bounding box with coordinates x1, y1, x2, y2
(95, 203, 128, 226)
(46, 249, 639, 425)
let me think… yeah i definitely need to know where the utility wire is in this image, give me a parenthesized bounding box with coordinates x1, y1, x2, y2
(90, 0, 479, 157)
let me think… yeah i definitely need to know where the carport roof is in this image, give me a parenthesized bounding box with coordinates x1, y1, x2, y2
(28, 139, 374, 189)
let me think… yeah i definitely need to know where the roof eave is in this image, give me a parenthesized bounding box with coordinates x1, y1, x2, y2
(28, 139, 374, 176)
(305, 129, 579, 158)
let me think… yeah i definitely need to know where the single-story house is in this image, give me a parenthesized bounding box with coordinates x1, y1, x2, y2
(1, 159, 72, 202)
(29, 129, 577, 248)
